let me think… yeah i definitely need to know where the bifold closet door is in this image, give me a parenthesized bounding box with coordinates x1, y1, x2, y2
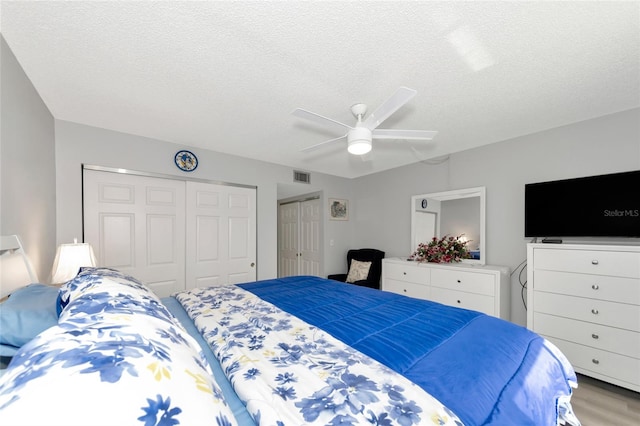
(84, 169, 257, 297)
(278, 198, 321, 277)
(83, 169, 186, 296)
(185, 181, 257, 288)
(299, 198, 321, 275)
(279, 202, 300, 277)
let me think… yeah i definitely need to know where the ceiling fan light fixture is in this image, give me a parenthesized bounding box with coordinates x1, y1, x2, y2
(347, 127, 372, 155)
(295, 87, 437, 156)
(348, 141, 372, 155)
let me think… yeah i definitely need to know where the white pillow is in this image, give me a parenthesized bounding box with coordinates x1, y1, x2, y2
(345, 259, 372, 283)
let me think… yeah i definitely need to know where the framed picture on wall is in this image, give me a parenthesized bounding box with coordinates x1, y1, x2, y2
(329, 198, 348, 221)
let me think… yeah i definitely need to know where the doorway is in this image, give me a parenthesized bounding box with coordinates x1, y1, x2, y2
(278, 194, 322, 277)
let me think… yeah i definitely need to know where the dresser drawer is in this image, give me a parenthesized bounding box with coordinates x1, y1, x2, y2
(533, 312, 640, 359)
(430, 287, 495, 316)
(533, 270, 640, 305)
(534, 292, 640, 332)
(383, 278, 430, 299)
(384, 261, 430, 284)
(533, 248, 640, 278)
(430, 268, 495, 296)
(545, 337, 640, 390)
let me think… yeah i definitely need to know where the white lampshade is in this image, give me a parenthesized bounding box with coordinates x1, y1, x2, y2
(347, 140, 372, 155)
(347, 127, 372, 155)
(50, 239, 97, 284)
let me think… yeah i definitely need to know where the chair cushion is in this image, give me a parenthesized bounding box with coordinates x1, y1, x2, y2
(345, 260, 372, 283)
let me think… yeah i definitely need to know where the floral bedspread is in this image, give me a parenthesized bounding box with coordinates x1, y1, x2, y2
(175, 285, 464, 426)
(0, 268, 238, 426)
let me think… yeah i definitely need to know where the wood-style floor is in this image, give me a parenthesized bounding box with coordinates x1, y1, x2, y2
(571, 374, 640, 426)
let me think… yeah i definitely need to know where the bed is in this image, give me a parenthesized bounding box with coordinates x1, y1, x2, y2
(0, 265, 581, 425)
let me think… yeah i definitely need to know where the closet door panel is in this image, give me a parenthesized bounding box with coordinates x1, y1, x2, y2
(83, 169, 186, 297)
(278, 202, 300, 277)
(186, 182, 256, 289)
(100, 214, 134, 268)
(229, 217, 249, 258)
(196, 216, 219, 261)
(225, 187, 256, 283)
(300, 198, 321, 276)
(147, 214, 177, 264)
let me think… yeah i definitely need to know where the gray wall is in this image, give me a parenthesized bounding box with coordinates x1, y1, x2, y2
(352, 107, 640, 325)
(54, 120, 353, 281)
(0, 35, 56, 284)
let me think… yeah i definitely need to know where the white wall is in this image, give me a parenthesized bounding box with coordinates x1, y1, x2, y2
(54, 120, 353, 280)
(352, 108, 640, 325)
(0, 35, 56, 284)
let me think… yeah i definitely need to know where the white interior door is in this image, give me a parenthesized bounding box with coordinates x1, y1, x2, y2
(83, 169, 186, 297)
(279, 202, 299, 277)
(300, 198, 321, 275)
(278, 197, 321, 277)
(185, 181, 257, 288)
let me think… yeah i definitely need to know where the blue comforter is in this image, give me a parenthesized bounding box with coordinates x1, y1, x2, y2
(240, 276, 578, 426)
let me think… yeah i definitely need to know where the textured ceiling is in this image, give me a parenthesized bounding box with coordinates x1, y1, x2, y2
(1, 1, 639, 178)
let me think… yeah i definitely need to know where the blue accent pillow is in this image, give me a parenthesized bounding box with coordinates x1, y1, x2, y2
(0, 284, 59, 349)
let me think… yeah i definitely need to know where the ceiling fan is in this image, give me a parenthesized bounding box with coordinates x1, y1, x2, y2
(293, 87, 437, 156)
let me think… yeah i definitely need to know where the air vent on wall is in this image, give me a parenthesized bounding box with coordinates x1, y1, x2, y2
(293, 170, 311, 184)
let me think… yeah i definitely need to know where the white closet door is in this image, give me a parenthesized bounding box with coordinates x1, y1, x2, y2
(83, 169, 186, 297)
(185, 181, 256, 288)
(300, 198, 321, 275)
(278, 198, 321, 277)
(279, 202, 300, 277)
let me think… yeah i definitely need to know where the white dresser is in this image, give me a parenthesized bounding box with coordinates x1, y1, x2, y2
(382, 258, 510, 319)
(526, 243, 640, 392)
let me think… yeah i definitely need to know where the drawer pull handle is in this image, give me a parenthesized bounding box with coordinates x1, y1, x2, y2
(591, 260, 599, 265)
(403, 272, 407, 275)
(403, 289, 407, 293)
(591, 333, 599, 340)
(591, 309, 599, 315)
(457, 300, 461, 304)
(591, 284, 599, 290)
(592, 359, 599, 365)
(457, 279, 461, 283)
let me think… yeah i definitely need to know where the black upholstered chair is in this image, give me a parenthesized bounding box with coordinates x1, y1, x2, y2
(328, 248, 385, 290)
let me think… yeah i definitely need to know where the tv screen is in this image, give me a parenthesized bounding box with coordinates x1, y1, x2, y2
(525, 170, 640, 238)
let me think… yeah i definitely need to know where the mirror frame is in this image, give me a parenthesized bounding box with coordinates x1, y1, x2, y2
(410, 186, 486, 265)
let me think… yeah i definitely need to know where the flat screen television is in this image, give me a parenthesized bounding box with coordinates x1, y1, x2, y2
(525, 170, 640, 238)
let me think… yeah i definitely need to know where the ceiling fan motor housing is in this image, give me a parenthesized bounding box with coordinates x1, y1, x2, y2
(347, 127, 372, 155)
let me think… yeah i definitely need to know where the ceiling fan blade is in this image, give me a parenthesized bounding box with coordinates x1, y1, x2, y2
(372, 129, 438, 140)
(362, 86, 417, 130)
(300, 134, 348, 152)
(292, 108, 353, 135)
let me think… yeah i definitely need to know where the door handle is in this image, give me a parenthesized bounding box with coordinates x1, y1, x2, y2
(250, 262, 255, 267)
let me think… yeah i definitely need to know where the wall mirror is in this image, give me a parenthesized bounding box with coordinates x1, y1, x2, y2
(410, 186, 486, 265)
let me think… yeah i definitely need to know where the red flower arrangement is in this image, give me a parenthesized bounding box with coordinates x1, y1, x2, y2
(410, 234, 471, 263)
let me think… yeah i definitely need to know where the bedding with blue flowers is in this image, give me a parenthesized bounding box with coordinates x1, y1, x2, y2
(175, 284, 463, 426)
(0, 268, 238, 426)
